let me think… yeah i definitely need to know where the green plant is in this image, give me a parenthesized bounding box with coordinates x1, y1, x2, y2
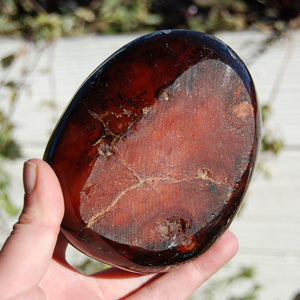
(97, 0, 161, 33)
(0, 37, 50, 218)
(0, 0, 161, 40)
(191, 265, 261, 300)
(0, 111, 21, 216)
(0, 47, 22, 215)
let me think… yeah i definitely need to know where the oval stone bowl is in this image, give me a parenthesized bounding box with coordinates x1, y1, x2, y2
(44, 30, 261, 273)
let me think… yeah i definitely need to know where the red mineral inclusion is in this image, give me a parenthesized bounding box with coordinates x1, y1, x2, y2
(44, 30, 261, 273)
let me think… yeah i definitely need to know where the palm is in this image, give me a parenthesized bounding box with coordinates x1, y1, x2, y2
(41, 259, 149, 299)
(40, 236, 155, 299)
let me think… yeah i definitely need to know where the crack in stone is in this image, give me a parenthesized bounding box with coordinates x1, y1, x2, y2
(85, 106, 120, 146)
(86, 176, 171, 229)
(87, 106, 146, 149)
(116, 152, 167, 205)
(86, 180, 143, 228)
(196, 168, 227, 186)
(115, 152, 142, 182)
(85, 169, 227, 229)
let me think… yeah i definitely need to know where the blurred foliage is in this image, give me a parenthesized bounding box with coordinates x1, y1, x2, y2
(191, 265, 261, 300)
(257, 103, 284, 178)
(0, 111, 21, 216)
(0, 31, 51, 217)
(0, 0, 160, 41)
(0, 112, 21, 160)
(152, 0, 300, 33)
(0, 166, 19, 216)
(0, 49, 22, 216)
(0, 0, 299, 41)
(260, 104, 284, 155)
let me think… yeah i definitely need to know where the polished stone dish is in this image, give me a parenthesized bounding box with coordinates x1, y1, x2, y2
(44, 30, 261, 273)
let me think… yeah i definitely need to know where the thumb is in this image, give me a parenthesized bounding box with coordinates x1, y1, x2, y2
(0, 159, 64, 297)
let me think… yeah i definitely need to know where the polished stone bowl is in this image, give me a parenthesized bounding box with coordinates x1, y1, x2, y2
(44, 30, 261, 273)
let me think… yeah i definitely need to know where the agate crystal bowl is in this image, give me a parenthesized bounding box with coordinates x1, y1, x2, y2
(44, 30, 261, 273)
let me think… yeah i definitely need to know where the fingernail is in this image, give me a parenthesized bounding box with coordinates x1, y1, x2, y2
(23, 161, 37, 194)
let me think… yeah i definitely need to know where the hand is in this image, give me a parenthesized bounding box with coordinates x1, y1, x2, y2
(0, 159, 238, 300)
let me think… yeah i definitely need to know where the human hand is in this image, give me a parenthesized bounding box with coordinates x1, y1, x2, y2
(0, 159, 238, 300)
